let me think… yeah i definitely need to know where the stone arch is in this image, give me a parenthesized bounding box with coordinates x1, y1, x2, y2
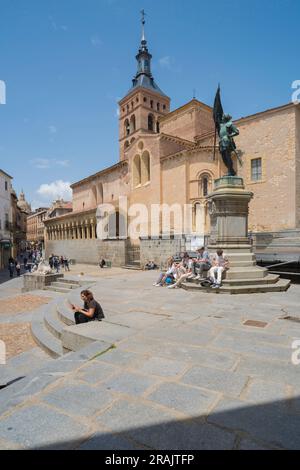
(130, 114, 136, 133)
(148, 113, 154, 131)
(124, 119, 130, 137)
(133, 154, 141, 187)
(141, 150, 150, 184)
(193, 201, 205, 234)
(97, 183, 103, 205)
(197, 171, 213, 197)
(91, 185, 97, 207)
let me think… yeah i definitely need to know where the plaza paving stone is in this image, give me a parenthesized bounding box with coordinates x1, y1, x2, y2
(74, 361, 121, 384)
(41, 382, 117, 418)
(181, 365, 248, 398)
(102, 371, 160, 397)
(0, 269, 300, 449)
(0, 404, 91, 449)
(147, 382, 220, 416)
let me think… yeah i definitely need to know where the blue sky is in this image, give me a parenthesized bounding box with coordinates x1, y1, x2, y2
(0, 0, 299, 208)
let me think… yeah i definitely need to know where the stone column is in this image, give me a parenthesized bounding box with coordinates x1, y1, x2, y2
(207, 176, 253, 247)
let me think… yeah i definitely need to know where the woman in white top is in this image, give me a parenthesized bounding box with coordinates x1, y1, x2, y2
(209, 249, 229, 288)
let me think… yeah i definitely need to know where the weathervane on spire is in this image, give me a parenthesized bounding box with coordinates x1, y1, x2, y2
(141, 9, 146, 41)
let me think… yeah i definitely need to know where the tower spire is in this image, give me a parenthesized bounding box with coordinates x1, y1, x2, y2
(141, 9, 146, 42)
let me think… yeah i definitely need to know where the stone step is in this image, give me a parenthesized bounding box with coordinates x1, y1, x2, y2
(51, 282, 77, 289)
(225, 266, 268, 280)
(56, 301, 76, 326)
(222, 274, 280, 285)
(187, 273, 280, 286)
(44, 286, 72, 294)
(225, 253, 256, 261)
(181, 278, 290, 294)
(228, 260, 256, 267)
(121, 265, 142, 270)
(44, 305, 64, 339)
(0, 348, 53, 388)
(31, 317, 64, 358)
(59, 279, 81, 285)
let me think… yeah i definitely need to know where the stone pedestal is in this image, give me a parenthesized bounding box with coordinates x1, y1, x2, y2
(208, 176, 253, 246)
(200, 176, 290, 293)
(22, 273, 64, 292)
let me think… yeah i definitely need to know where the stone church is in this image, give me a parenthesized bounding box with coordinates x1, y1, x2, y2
(45, 22, 300, 266)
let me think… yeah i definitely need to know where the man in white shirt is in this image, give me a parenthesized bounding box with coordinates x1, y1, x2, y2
(209, 249, 229, 288)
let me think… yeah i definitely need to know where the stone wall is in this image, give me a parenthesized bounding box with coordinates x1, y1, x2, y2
(97, 239, 126, 267)
(45, 240, 99, 264)
(140, 237, 185, 268)
(296, 106, 300, 227)
(236, 105, 297, 232)
(45, 239, 127, 266)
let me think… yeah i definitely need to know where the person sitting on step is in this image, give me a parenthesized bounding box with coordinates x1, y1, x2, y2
(70, 290, 105, 324)
(209, 249, 229, 288)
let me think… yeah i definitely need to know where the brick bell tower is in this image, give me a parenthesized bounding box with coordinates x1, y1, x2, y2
(118, 11, 171, 159)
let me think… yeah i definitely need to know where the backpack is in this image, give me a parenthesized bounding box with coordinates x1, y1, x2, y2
(200, 278, 214, 288)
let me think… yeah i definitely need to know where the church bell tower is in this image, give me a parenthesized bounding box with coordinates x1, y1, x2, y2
(118, 11, 171, 159)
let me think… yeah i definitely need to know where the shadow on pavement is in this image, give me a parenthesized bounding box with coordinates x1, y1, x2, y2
(22, 395, 300, 450)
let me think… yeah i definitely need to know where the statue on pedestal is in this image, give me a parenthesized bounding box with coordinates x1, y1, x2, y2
(213, 86, 242, 176)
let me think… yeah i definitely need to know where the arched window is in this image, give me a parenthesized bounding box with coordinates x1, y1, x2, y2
(193, 202, 205, 233)
(91, 186, 97, 207)
(124, 119, 130, 136)
(141, 151, 150, 184)
(124, 140, 130, 151)
(148, 114, 154, 131)
(130, 137, 135, 144)
(198, 173, 212, 197)
(97, 183, 103, 205)
(157, 102, 160, 111)
(133, 155, 141, 187)
(130, 115, 136, 133)
(203, 177, 208, 196)
(156, 121, 160, 133)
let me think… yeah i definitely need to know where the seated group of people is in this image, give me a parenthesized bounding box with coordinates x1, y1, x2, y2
(153, 248, 229, 289)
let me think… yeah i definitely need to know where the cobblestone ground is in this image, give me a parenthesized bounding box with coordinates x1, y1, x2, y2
(1, 269, 300, 449)
(0, 275, 55, 358)
(0, 323, 36, 359)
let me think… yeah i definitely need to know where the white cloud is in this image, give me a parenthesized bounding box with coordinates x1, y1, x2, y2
(48, 125, 57, 134)
(37, 180, 72, 202)
(31, 158, 51, 169)
(158, 56, 172, 69)
(31, 158, 70, 169)
(91, 35, 103, 48)
(55, 159, 70, 167)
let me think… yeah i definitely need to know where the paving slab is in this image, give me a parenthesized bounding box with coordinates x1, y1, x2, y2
(78, 430, 145, 450)
(137, 356, 189, 378)
(207, 397, 300, 449)
(242, 379, 288, 403)
(211, 330, 291, 361)
(95, 399, 236, 450)
(181, 365, 248, 398)
(74, 361, 121, 384)
(0, 404, 90, 449)
(147, 382, 220, 416)
(118, 336, 239, 370)
(102, 371, 159, 397)
(41, 382, 116, 418)
(235, 356, 300, 387)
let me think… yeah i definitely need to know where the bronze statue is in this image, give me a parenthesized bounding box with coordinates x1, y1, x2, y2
(213, 86, 241, 176)
(218, 114, 239, 176)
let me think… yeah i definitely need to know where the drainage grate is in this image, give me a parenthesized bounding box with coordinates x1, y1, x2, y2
(281, 316, 300, 323)
(243, 320, 268, 328)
